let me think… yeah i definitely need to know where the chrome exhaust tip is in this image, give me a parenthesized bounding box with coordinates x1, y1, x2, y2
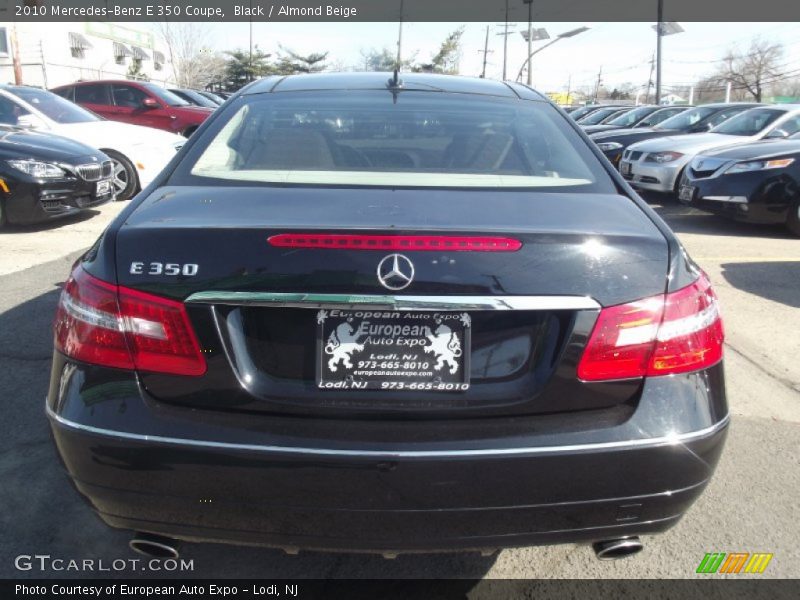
(592, 537, 643, 560)
(129, 533, 181, 559)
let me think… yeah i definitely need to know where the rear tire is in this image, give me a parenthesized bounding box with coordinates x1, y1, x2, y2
(0, 198, 7, 230)
(787, 200, 800, 237)
(182, 126, 198, 137)
(103, 150, 138, 201)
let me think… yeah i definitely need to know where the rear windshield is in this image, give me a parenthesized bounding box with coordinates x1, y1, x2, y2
(185, 90, 614, 191)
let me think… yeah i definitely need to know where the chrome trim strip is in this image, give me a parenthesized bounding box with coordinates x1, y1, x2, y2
(184, 292, 601, 312)
(46, 404, 729, 459)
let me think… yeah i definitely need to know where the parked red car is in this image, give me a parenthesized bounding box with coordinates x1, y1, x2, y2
(52, 80, 213, 137)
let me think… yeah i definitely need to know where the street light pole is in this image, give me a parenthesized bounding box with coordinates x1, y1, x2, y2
(655, 0, 663, 104)
(515, 27, 589, 84)
(524, 0, 533, 85)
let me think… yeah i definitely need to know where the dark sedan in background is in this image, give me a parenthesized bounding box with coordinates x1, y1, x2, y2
(567, 104, 607, 121)
(168, 88, 220, 109)
(678, 133, 800, 236)
(48, 73, 727, 561)
(583, 105, 689, 135)
(576, 105, 633, 126)
(0, 125, 113, 228)
(590, 102, 760, 164)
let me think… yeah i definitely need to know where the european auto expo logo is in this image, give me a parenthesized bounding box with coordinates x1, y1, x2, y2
(696, 552, 773, 574)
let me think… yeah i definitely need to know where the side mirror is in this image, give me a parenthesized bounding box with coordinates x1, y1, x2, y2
(142, 97, 159, 109)
(766, 128, 789, 139)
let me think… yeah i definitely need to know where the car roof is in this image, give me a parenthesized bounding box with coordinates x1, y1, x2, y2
(241, 72, 548, 100)
(56, 80, 152, 87)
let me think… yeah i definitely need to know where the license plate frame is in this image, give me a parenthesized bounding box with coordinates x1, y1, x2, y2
(679, 184, 696, 203)
(96, 179, 112, 197)
(316, 309, 471, 392)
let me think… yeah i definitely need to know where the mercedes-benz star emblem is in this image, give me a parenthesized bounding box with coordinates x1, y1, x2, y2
(377, 254, 415, 291)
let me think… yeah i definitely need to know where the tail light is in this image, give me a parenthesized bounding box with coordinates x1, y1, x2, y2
(54, 266, 206, 376)
(577, 273, 724, 381)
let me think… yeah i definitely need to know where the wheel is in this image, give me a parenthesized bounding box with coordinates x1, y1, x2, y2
(787, 200, 800, 237)
(103, 149, 138, 201)
(0, 198, 7, 229)
(182, 126, 198, 138)
(672, 167, 687, 200)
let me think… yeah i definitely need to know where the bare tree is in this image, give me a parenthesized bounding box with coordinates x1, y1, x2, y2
(156, 23, 227, 89)
(717, 37, 784, 102)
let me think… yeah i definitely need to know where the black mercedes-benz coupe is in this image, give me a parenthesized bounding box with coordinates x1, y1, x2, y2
(0, 125, 113, 228)
(47, 73, 728, 561)
(678, 133, 800, 235)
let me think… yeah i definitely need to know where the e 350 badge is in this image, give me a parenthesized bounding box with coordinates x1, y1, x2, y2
(129, 262, 199, 276)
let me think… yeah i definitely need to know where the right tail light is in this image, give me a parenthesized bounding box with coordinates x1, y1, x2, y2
(577, 272, 724, 381)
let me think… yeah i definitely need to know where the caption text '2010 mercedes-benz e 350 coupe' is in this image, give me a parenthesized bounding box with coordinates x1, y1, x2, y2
(47, 73, 728, 561)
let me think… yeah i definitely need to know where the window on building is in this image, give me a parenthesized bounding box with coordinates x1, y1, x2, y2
(68, 32, 93, 60)
(153, 50, 165, 72)
(113, 42, 133, 65)
(0, 27, 9, 56)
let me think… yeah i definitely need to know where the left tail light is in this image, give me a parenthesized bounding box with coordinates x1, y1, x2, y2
(54, 266, 206, 376)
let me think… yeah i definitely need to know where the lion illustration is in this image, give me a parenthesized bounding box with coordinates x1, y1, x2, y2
(324, 319, 364, 372)
(423, 322, 463, 375)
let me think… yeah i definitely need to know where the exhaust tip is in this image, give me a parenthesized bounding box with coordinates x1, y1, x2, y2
(129, 533, 180, 559)
(592, 537, 643, 560)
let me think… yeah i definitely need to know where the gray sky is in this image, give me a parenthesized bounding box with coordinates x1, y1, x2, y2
(154, 21, 800, 94)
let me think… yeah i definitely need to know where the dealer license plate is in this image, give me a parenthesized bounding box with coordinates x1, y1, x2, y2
(679, 185, 696, 203)
(317, 309, 471, 391)
(96, 179, 112, 197)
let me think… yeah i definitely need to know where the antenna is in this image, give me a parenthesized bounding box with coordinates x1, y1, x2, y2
(387, 69, 403, 104)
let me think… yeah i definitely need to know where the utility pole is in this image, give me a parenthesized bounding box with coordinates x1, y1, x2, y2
(479, 25, 492, 78)
(503, 0, 510, 80)
(524, 0, 533, 85)
(594, 66, 603, 103)
(645, 52, 655, 103)
(396, 0, 405, 70)
(655, 0, 663, 104)
(565, 74, 572, 105)
(10, 25, 23, 85)
(725, 81, 732, 103)
(248, 0, 253, 82)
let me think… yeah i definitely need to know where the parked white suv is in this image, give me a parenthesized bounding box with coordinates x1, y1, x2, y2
(0, 86, 185, 200)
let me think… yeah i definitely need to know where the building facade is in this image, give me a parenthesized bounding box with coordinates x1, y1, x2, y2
(0, 22, 175, 88)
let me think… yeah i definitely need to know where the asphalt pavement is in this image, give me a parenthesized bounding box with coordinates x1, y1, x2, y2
(0, 198, 798, 580)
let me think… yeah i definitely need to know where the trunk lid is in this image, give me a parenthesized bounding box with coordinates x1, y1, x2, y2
(114, 186, 669, 418)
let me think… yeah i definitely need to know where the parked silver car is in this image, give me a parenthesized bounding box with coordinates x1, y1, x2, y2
(619, 105, 800, 193)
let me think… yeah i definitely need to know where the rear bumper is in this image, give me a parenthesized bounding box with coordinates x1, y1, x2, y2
(47, 357, 729, 553)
